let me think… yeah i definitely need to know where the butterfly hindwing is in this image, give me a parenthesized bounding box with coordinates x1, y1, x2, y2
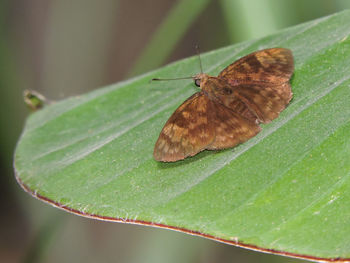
(206, 100, 261, 150)
(233, 82, 292, 123)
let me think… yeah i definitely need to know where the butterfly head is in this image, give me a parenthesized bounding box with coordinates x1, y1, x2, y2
(193, 73, 209, 87)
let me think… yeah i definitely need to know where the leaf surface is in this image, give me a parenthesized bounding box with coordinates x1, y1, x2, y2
(15, 10, 350, 262)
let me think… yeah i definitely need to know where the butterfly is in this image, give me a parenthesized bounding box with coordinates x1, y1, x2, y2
(153, 48, 294, 162)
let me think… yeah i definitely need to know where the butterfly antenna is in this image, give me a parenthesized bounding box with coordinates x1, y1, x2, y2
(195, 44, 203, 73)
(151, 45, 203, 83)
(151, 76, 194, 83)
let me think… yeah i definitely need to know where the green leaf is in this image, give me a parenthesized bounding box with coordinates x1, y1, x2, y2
(15, 10, 350, 262)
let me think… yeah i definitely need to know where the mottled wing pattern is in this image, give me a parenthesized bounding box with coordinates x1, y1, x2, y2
(219, 48, 294, 85)
(154, 48, 294, 162)
(154, 91, 262, 162)
(216, 48, 293, 123)
(206, 100, 261, 150)
(153, 92, 215, 162)
(200, 76, 259, 123)
(233, 82, 292, 123)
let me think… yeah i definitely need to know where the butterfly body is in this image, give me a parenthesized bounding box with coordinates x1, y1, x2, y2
(154, 48, 294, 162)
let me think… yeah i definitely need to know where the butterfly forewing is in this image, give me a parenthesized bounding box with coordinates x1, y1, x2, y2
(219, 48, 294, 85)
(153, 91, 262, 162)
(217, 48, 293, 123)
(153, 92, 215, 162)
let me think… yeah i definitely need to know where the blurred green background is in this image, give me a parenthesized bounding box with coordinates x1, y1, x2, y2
(2, 0, 350, 262)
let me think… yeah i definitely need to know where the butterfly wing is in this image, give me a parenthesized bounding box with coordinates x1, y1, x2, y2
(215, 48, 293, 123)
(218, 48, 294, 85)
(206, 99, 261, 150)
(154, 92, 215, 162)
(154, 92, 261, 162)
(200, 76, 292, 124)
(154, 48, 294, 162)
(232, 82, 292, 123)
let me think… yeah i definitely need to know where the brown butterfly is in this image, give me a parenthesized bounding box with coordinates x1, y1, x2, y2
(153, 48, 294, 162)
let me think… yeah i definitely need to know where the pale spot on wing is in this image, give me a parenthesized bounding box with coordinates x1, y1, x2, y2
(221, 122, 227, 129)
(158, 139, 165, 148)
(256, 55, 271, 67)
(189, 122, 196, 129)
(182, 111, 190, 118)
(199, 130, 209, 139)
(172, 124, 184, 142)
(189, 116, 208, 130)
(197, 101, 207, 112)
(163, 124, 173, 136)
(189, 136, 197, 144)
(198, 116, 208, 124)
(163, 143, 169, 153)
